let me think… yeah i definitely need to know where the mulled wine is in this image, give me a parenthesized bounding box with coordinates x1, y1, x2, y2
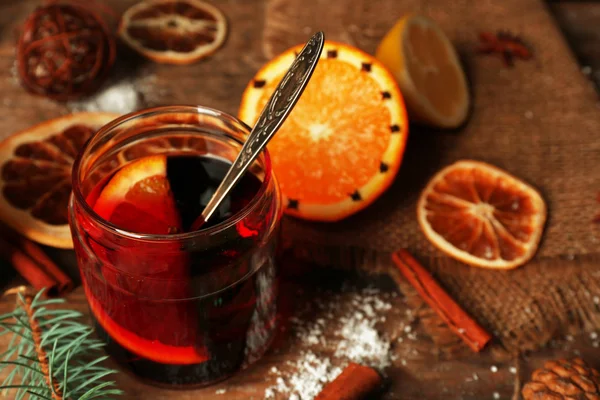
(70, 107, 282, 388)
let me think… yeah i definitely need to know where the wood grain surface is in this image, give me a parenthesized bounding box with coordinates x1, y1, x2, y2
(0, 1, 599, 399)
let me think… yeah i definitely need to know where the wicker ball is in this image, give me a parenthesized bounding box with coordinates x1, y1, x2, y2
(522, 358, 600, 400)
(16, 3, 116, 101)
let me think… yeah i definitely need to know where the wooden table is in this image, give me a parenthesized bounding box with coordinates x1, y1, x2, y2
(0, 1, 599, 399)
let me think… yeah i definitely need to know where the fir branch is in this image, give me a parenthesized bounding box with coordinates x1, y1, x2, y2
(0, 288, 123, 399)
(23, 292, 62, 399)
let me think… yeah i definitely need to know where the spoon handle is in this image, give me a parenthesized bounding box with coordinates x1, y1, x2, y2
(194, 31, 325, 228)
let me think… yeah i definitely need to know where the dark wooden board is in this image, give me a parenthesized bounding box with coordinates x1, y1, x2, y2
(0, 0, 599, 399)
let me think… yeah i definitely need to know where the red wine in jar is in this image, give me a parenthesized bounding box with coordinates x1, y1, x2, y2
(78, 155, 278, 387)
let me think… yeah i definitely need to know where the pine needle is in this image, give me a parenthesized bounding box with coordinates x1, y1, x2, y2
(0, 289, 123, 399)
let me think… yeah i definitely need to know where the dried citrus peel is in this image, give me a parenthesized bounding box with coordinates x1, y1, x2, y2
(0, 113, 118, 249)
(417, 160, 547, 269)
(119, 0, 228, 65)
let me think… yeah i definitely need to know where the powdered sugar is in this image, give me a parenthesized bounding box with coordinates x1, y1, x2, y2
(334, 317, 390, 368)
(334, 291, 393, 370)
(264, 351, 343, 399)
(264, 286, 394, 399)
(67, 80, 142, 114)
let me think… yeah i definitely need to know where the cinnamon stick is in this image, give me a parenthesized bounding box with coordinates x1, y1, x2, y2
(315, 363, 383, 400)
(0, 237, 60, 297)
(0, 225, 73, 297)
(391, 249, 492, 352)
(16, 237, 73, 294)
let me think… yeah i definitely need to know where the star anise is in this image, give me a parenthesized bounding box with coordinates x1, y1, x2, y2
(477, 31, 532, 67)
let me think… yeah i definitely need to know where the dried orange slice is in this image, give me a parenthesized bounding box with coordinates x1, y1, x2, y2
(0, 113, 118, 249)
(417, 160, 547, 270)
(239, 41, 409, 221)
(119, 0, 227, 65)
(376, 14, 470, 128)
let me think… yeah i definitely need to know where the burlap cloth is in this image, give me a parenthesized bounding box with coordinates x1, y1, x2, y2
(263, 0, 600, 352)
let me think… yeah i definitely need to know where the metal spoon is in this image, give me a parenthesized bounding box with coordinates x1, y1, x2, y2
(190, 31, 325, 231)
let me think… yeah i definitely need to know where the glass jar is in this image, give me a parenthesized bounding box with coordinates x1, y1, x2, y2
(69, 106, 282, 387)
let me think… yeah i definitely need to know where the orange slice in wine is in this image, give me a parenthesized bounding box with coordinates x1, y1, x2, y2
(89, 155, 207, 364)
(417, 160, 547, 270)
(85, 284, 208, 365)
(239, 41, 409, 221)
(93, 154, 182, 234)
(119, 0, 228, 65)
(0, 112, 118, 249)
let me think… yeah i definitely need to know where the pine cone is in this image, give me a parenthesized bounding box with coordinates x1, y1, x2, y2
(522, 358, 600, 400)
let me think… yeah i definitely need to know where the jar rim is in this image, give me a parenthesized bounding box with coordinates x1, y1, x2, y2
(71, 105, 273, 242)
